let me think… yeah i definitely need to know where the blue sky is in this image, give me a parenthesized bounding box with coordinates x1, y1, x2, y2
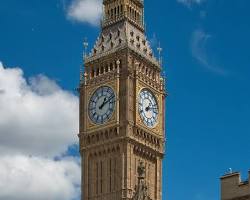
(0, 0, 250, 200)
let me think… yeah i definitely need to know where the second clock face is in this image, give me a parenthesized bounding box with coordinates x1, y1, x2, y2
(88, 86, 115, 124)
(138, 89, 159, 128)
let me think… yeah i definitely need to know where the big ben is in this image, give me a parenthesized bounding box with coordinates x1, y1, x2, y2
(79, 0, 166, 200)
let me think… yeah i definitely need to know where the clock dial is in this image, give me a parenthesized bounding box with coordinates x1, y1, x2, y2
(138, 89, 159, 128)
(88, 86, 115, 124)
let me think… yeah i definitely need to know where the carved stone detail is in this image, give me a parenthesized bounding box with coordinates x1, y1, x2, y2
(132, 161, 152, 200)
(79, 1, 165, 200)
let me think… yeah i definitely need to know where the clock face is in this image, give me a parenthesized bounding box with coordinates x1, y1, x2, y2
(88, 86, 115, 124)
(138, 89, 159, 128)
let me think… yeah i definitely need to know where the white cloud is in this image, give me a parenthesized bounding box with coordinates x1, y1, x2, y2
(0, 62, 80, 200)
(177, 0, 205, 7)
(0, 155, 80, 200)
(0, 62, 79, 157)
(191, 29, 228, 75)
(67, 0, 102, 26)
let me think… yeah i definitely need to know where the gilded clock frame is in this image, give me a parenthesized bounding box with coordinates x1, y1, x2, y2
(138, 88, 159, 128)
(85, 80, 119, 132)
(136, 80, 163, 136)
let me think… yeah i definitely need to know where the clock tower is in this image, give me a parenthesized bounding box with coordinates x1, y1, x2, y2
(79, 0, 166, 200)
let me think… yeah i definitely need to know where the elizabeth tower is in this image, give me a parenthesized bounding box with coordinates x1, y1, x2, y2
(79, 0, 166, 199)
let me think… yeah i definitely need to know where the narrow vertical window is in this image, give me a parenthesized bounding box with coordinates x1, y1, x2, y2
(109, 158, 112, 192)
(96, 162, 98, 194)
(88, 159, 91, 197)
(100, 161, 103, 193)
(114, 157, 116, 191)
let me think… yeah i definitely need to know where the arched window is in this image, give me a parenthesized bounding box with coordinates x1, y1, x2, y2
(121, 5, 123, 14)
(110, 63, 113, 71)
(119, 60, 122, 68)
(111, 9, 113, 18)
(96, 68, 100, 76)
(105, 65, 109, 72)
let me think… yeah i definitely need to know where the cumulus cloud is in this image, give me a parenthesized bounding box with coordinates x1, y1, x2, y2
(0, 62, 80, 200)
(0, 62, 79, 157)
(177, 0, 205, 7)
(191, 29, 228, 75)
(67, 0, 102, 26)
(0, 155, 80, 200)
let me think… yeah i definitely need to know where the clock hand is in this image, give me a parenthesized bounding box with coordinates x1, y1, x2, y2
(149, 106, 158, 110)
(104, 94, 115, 105)
(145, 102, 153, 112)
(99, 97, 107, 109)
(145, 105, 157, 112)
(99, 95, 115, 109)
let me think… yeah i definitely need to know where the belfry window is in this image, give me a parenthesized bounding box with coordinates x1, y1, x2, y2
(110, 63, 113, 71)
(121, 5, 123, 14)
(107, 10, 110, 18)
(111, 9, 113, 18)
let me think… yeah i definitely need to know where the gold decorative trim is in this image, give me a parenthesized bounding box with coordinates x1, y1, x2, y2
(85, 80, 119, 131)
(136, 80, 163, 136)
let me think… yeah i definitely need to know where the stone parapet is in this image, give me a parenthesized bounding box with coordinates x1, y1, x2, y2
(221, 171, 250, 200)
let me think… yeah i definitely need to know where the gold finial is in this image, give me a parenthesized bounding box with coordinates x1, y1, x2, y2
(83, 37, 89, 58)
(81, 37, 88, 84)
(116, 60, 121, 74)
(157, 42, 163, 66)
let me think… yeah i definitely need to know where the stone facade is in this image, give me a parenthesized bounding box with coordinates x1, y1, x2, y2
(79, 0, 166, 200)
(221, 171, 250, 200)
